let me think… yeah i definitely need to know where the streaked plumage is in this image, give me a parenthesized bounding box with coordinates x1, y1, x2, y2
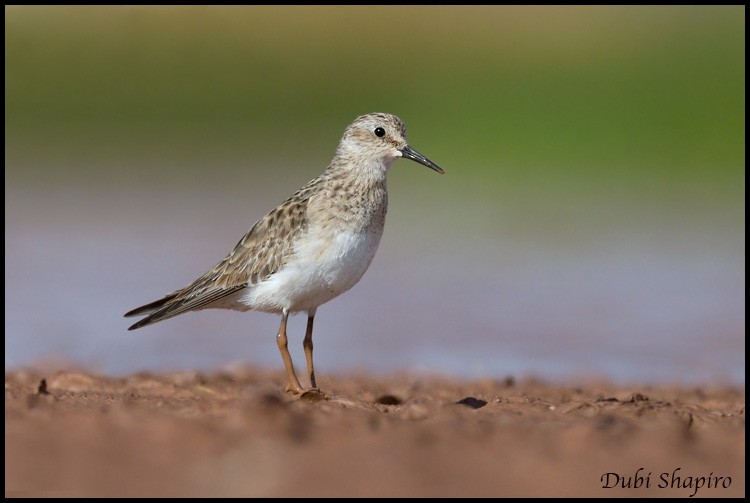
(125, 113, 443, 393)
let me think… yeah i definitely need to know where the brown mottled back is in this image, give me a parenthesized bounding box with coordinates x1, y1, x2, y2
(124, 175, 325, 328)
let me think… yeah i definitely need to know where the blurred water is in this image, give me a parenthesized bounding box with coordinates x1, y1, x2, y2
(4, 169, 744, 385)
(5, 7, 744, 387)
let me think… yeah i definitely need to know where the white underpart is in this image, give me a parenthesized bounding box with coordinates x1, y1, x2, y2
(243, 223, 384, 314)
(213, 153, 395, 315)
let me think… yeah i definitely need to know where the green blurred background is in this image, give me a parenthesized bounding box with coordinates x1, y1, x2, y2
(5, 6, 745, 383)
(7, 6, 744, 186)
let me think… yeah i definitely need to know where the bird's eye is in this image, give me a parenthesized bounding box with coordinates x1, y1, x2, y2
(374, 127, 385, 138)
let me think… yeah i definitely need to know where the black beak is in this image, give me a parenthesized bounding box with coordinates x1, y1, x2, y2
(400, 145, 444, 174)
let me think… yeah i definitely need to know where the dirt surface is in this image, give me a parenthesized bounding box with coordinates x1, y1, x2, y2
(5, 369, 745, 497)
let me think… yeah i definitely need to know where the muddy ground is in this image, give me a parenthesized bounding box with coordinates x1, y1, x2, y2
(5, 369, 745, 497)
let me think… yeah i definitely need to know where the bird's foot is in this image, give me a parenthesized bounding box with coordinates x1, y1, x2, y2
(285, 383, 304, 395)
(299, 387, 328, 402)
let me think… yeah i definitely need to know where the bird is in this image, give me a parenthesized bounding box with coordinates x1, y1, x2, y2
(124, 113, 444, 394)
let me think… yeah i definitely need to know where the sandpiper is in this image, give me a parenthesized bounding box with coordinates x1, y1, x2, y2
(124, 113, 444, 393)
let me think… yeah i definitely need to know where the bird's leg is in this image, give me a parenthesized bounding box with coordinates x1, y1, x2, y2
(276, 309, 303, 394)
(303, 308, 317, 389)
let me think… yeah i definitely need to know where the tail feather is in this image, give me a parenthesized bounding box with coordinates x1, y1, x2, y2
(124, 292, 179, 319)
(125, 292, 182, 331)
(126, 308, 172, 331)
(125, 285, 247, 331)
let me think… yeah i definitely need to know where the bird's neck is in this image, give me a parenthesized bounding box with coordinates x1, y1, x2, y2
(319, 155, 389, 231)
(326, 151, 391, 188)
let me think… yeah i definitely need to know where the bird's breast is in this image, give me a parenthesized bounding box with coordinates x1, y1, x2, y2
(244, 184, 388, 313)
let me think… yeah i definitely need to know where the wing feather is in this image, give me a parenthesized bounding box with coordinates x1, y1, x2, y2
(125, 174, 324, 330)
